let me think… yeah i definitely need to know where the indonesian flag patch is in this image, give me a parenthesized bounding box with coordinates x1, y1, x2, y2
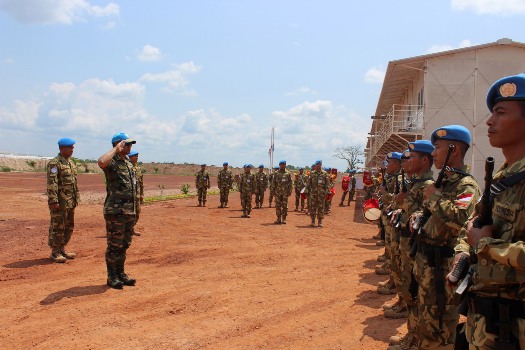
(455, 193, 474, 207)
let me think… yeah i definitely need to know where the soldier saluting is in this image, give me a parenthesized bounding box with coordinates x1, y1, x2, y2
(454, 74, 525, 349)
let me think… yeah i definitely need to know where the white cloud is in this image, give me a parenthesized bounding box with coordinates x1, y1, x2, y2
(452, 0, 525, 15)
(364, 68, 385, 84)
(269, 100, 368, 167)
(425, 39, 475, 54)
(137, 45, 163, 62)
(284, 86, 317, 96)
(0, 99, 40, 128)
(0, 0, 119, 25)
(140, 61, 201, 95)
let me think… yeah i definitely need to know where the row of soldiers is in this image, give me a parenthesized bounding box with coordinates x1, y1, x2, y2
(368, 73, 525, 350)
(195, 160, 346, 227)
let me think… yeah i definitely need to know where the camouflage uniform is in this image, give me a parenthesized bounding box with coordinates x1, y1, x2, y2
(268, 172, 275, 207)
(132, 163, 144, 228)
(294, 172, 307, 211)
(380, 173, 399, 273)
(217, 168, 233, 207)
(397, 171, 434, 341)
(254, 170, 268, 208)
(47, 154, 79, 256)
(195, 168, 211, 206)
(239, 172, 255, 217)
(413, 167, 480, 349)
(306, 169, 330, 226)
(456, 157, 525, 350)
(271, 169, 293, 223)
(103, 154, 137, 284)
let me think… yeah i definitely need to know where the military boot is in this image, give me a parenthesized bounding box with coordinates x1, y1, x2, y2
(318, 219, 323, 227)
(60, 246, 76, 259)
(246, 210, 251, 218)
(378, 276, 394, 287)
(202, 200, 206, 207)
(375, 264, 390, 275)
(274, 216, 281, 224)
(116, 263, 136, 286)
(339, 202, 344, 207)
(382, 297, 402, 310)
(295, 206, 299, 211)
(310, 218, 316, 227)
(377, 254, 387, 262)
(389, 332, 413, 346)
(376, 240, 385, 246)
(372, 232, 382, 240)
(377, 282, 397, 295)
(281, 215, 287, 224)
(384, 303, 408, 319)
(197, 201, 202, 207)
(241, 210, 247, 218)
(224, 202, 229, 208)
(218, 203, 223, 208)
(50, 248, 66, 263)
(106, 264, 124, 289)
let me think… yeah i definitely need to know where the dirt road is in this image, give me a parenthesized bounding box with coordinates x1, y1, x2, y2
(0, 173, 405, 349)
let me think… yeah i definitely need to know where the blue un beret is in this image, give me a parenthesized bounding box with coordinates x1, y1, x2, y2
(223, 162, 228, 166)
(111, 132, 136, 145)
(58, 137, 75, 147)
(386, 152, 402, 161)
(348, 169, 357, 173)
(279, 160, 286, 165)
(259, 164, 264, 168)
(314, 159, 322, 165)
(128, 151, 139, 157)
(486, 73, 525, 112)
(401, 149, 411, 159)
(430, 125, 471, 147)
(408, 140, 434, 155)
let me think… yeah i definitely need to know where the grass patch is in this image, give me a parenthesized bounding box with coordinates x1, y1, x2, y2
(144, 193, 193, 203)
(1, 166, 11, 172)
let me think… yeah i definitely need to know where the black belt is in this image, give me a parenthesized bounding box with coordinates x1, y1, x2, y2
(470, 294, 525, 320)
(399, 227, 411, 238)
(418, 243, 454, 266)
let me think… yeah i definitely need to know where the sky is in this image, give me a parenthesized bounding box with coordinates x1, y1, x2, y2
(1, 0, 525, 169)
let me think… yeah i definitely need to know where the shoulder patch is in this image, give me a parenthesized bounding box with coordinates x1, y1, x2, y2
(50, 167, 58, 174)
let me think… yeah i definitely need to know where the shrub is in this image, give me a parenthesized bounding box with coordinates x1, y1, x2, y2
(26, 160, 36, 168)
(1, 166, 11, 172)
(181, 183, 190, 195)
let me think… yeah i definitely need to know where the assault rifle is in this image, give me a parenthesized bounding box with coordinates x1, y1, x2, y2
(409, 144, 455, 258)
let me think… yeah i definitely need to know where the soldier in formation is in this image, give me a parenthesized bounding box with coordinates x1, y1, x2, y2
(294, 167, 307, 211)
(306, 160, 330, 227)
(195, 164, 211, 207)
(47, 137, 79, 263)
(453, 73, 525, 350)
(217, 162, 233, 208)
(128, 151, 144, 236)
(271, 160, 293, 224)
(268, 166, 278, 207)
(254, 164, 268, 209)
(239, 164, 255, 218)
(98, 132, 138, 289)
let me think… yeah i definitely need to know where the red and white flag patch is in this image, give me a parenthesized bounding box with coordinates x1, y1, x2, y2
(455, 193, 473, 207)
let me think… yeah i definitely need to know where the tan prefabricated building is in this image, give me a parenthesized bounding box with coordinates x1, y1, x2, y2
(365, 38, 525, 184)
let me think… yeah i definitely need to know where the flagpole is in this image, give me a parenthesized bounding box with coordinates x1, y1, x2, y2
(269, 127, 274, 171)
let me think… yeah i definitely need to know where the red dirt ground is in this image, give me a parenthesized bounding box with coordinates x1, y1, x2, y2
(0, 173, 406, 350)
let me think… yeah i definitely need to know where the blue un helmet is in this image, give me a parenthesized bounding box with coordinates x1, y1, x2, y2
(430, 125, 471, 148)
(486, 73, 525, 112)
